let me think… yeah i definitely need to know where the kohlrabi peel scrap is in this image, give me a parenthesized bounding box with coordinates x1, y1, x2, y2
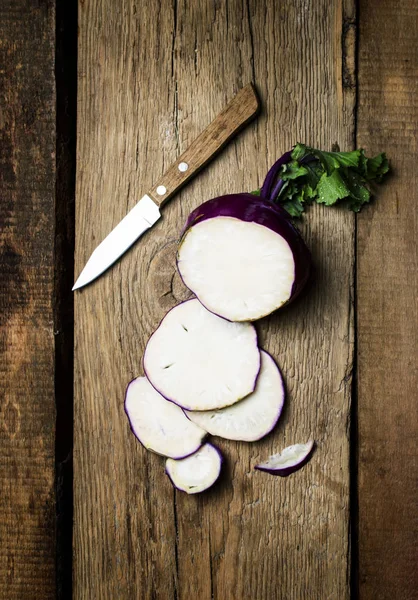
(186, 350, 285, 442)
(255, 441, 315, 477)
(165, 443, 223, 494)
(144, 299, 260, 411)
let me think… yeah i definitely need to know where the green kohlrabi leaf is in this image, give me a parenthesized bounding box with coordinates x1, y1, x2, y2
(282, 198, 305, 217)
(316, 170, 351, 205)
(269, 143, 390, 217)
(290, 143, 307, 162)
(281, 162, 309, 180)
(322, 149, 361, 168)
(364, 152, 390, 181)
(343, 169, 371, 211)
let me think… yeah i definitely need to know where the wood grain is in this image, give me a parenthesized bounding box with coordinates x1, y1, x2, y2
(74, 1, 356, 598)
(150, 83, 259, 207)
(357, 1, 418, 598)
(0, 1, 56, 598)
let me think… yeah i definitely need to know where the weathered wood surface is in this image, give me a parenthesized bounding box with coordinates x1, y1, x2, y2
(74, 1, 355, 598)
(0, 1, 56, 598)
(357, 1, 418, 598)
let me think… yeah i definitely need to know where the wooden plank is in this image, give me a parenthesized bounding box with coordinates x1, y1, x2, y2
(0, 1, 56, 598)
(357, 1, 418, 598)
(74, 1, 356, 598)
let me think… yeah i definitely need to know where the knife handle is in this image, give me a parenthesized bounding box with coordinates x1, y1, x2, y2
(147, 83, 260, 208)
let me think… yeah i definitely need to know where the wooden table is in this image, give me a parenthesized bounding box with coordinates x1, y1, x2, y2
(1, 1, 417, 598)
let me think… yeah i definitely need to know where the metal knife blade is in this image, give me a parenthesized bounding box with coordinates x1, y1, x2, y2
(72, 195, 160, 290)
(73, 83, 260, 290)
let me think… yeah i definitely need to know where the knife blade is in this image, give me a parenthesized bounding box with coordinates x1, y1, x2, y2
(72, 195, 160, 290)
(73, 83, 260, 290)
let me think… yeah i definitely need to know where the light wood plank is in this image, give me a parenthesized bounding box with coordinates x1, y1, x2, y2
(357, 1, 418, 598)
(74, 1, 356, 598)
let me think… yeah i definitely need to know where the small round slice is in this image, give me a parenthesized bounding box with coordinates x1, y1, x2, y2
(165, 443, 223, 494)
(144, 299, 260, 411)
(254, 440, 315, 477)
(125, 377, 206, 459)
(186, 350, 284, 441)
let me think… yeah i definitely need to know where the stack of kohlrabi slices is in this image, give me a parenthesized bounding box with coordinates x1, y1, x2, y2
(125, 144, 390, 493)
(125, 297, 311, 494)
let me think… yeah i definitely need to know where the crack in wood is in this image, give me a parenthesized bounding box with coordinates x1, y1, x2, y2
(246, 0, 256, 84)
(342, 16, 357, 90)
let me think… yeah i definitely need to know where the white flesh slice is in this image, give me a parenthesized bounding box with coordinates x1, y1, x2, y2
(255, 441, 315, 476)
(165, 443, 222, 494)
(125, 377, 206, 459)
(144, 299, 260, 411)
(178, 217, 295, 321)
(186, 350, 284, 441)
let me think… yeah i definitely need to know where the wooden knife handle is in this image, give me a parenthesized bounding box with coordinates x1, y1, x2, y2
(148, 83, 260, 208)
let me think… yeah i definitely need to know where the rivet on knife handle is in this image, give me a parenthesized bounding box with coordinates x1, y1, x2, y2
(148, 83, 260, 207)
(73, 84, 259, 290)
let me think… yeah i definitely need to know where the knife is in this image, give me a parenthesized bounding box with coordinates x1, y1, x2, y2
(73, 83, 260, 290)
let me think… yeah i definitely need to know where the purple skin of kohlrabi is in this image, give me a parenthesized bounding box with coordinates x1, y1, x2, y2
(254, 441, 315, 477)
(260, 150, 293, 202)
(165, 443, 224, 494)
(179, 193, 311, 307)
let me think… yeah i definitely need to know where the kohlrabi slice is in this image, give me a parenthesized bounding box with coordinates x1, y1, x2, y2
(177, 194, 311, 322)
(254, 440, 315, 476)
(144, 299, 260, 411)
(186, 350, 284, 441)
(125, 376, 206, 459)
(165, 443, 223, 494)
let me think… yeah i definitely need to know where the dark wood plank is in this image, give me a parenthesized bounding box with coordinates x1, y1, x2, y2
(0, 1, 57, 598)
(357, 1, 418, 598)
(74, 1, 356, 598)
